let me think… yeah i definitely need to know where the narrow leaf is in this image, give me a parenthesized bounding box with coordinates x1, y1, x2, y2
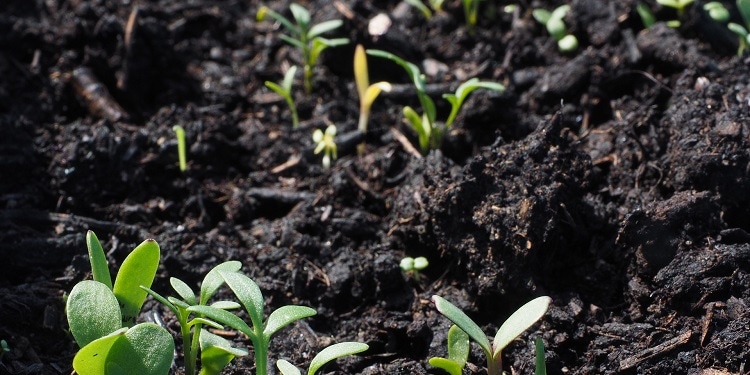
(432, 295, 492, 356)
(492, 296, 551, 357)
(290, 3, 311, 31)
(308, 342, 369, 375)
(86, 231, 112, 289)
(199, 261, 242, 305)
(188, 305, 254, 339)
(277, 359, 302, 375)
(404, 0, 433, 19)
(354, 45, 369, 99)
(447, 325, 469, 367)
(282, 66, 298, 93)
(263, 305, 317, 338)
(170, 277, 197, 305)
(67, 280, 122, 347)
(141, 286, 178, 316)
(113, 239, 160, 327)
(218, 271, 265, 331)
(308, 20, 343, 39)
(535, 337, 547, 375)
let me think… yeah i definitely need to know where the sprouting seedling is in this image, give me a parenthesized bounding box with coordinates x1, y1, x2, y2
(399, 256, 429, 282)
(66, 231, 174, 375)
(0, 340, 9, 362)
(403, 0, 446, 20)
(637, 3, 657, 28)
(173, 125, 187, 172)
(535, 337, 547, 375)
(431, 295, 551, 375)
(187, 271, 317, 375)
(313, 124, 337, 169)
(142, 261, 247, 375)
(656, 0, 695, 27)
(265, 66, 300, 128)
(728, 0, 750, 55)
(367, 49, 504, 153)
(703, 2, 729, 22)
(354, 44, 391, 153)
(532, 5, 578, 52)
(428, 325, 469, 375)
(276, 342, 369, 375)
(462, 0, 481, 34)
(257, 3, 349, 94)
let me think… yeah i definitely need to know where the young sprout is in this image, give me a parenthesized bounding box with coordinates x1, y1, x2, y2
(313, 125, 337, 169)
(462, 0, 481, 34)
(533, 5, 578, 52)
(276, 342, 369, 375)
(703, 2, 729, 22)
(367, 49, 505, 153)
(187, 271, 317, 375)
(637, 3, 656, 28)
(0, 340, 9, 362)
(428, 325, 469, 375)
(728, 0, 750, 55)
(431, 295, 551, 375)
(656, 0, 695, 27)
(142, 261, 246, 375)
(399, 256, 429, 282)
(265, 66, 300, 128)
(257, 3, 349, 94)
(404, 0, 437, 20)
(535, 337, 547, 375)
(173, 125, 187, 172)
(354, 44, 391, 153)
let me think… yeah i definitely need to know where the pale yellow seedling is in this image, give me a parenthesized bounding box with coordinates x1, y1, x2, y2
(354, 44, 391, 153)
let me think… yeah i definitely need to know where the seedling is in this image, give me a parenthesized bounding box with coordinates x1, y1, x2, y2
(535, 337, 547, 375)
(257, 3, 349, 93)
(265, 66, 300, 128)
(431, 295, 551, 375)
(637, 3, 656, 28)
(187, 271, 317, 375)
(656, 0, 694, 27)
(728, 0, 750, 55)
(403, 0, 479, 33)
(276, 341, 369, 375)
(399, 256, 429, 282)
(428, 325, 469, 375)
(142, 261, 247, 375)
(404, 0, 440, 20)
(532, 5, 578, 52)
(703, 2, 729, 22)
(173, 125, 187, 172)
(354, 44, 391, 153)
(312, 125, 337, 169)
(0, 340, 9, 361)
(462, 0, 482, 34)
(367, 49, 505, 153)
(66, 231, 174, 375)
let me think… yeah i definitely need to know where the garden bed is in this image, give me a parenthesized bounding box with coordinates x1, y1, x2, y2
(1, 0, 749, 374)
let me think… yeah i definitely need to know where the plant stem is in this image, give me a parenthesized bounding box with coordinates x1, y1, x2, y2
(180, 319, 195, 375)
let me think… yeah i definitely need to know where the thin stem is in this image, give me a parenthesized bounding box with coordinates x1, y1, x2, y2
(180, 317, 195, 375)
(487, 355, 502, 375)
(189, 323, 203, 374)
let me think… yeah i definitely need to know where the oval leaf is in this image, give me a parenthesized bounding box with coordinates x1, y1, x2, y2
(170, 277, 196, 305)
(199, 261, 242, 305)
(428, 357, 463, 375)
(67, 280, 122, 347)
(277, 359, 302, 375)
(72, 327, 127, 374)
(220, 271, 265, 330)
(492, 296, 551, 357)
(86, 231, 112, 289)
(263, 305, 317, 339)
(113, 239, 160, 327)
(308, 342, 369, 375)
(431, 295, 491, 356)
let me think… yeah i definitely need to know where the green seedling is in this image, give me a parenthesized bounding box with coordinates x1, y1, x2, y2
(173, 125, 187, 172)
(257, 3, 349, 94)
(429, 325, 469, 375)
(313, 125, 337, 169)
(535, 337, 547, 375)
(367, 49, 504, 153)
(399, 256, 429, 282)
(656, 0, 695, 27)
(276, 342, 369, 375)
(142, 261, 246, 375)
(728, 0, 750, 55)
(187, 271, 317, 375)
(462, 0, 481, 34)
(354, 44, 391, 153)
(637, 3, 657, 28)
(703, 2, 730, 22)
(403, 0, 440, 20)
(533, 5, 578, 52)
(431, 295, 551, 375)
(265, 66, 300, 128)
(66, 231, 173, 375)
(0, 340, 9, 361)
(403, 0, 479, 33)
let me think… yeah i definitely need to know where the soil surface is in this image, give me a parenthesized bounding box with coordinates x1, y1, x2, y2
(1, 0, 749, 374)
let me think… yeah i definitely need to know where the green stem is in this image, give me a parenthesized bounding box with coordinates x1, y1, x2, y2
(253, 337, 267, 375)
(180, 318, 195, 375)
(189, 323, 203, 374)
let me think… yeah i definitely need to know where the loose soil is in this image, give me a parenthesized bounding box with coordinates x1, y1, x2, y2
(1, 0, 749, 374)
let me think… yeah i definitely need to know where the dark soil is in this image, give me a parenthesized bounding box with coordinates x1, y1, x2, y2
(1, 0, 749, 374)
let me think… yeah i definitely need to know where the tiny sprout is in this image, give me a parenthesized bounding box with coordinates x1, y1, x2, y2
(636, 3, 656, 29)
(429, 325, 469, 375)
(657, 0, 695, 19)
(354, 44, 391, 153)
(276, 342, 369, 375)
(173, 125, 187, 172)
(704, 2, 729, 22)
(443, 78, 505, 127)
(313, 125, 337, 169)
(729, 0, 750, 55)
(0, 340, 9, 361)
(265, 66, 299, 128)
(257, 4, 349, 94)
(400, 256, 429, 281)
(533, 5, 578, 52)
(432, 295, 551, 375)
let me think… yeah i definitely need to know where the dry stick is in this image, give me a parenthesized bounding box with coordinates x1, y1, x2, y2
(618, 330, 692, 371)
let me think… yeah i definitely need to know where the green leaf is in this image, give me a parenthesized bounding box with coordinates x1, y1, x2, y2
(282, 66, 297, 93)
(404, 0, 433, 19)
(264, 305, 317, 339)
(86, 231, 112, 289)
(443, 78, 505, 127)
(199, 261, 242, 305)
(729, 22, 750, 37)
(532, 9, 551, 24)
(447, 325, 469, 367)
(199, 329, 248, 375)
(280, 34, 306, 50)
(308, 20, 344, 39)
(546, 17, 567, 40)
(170, 277, 197, 305)
(492, 296, 551, 357)
(67, 280, 122, 347)
(277, 359, 302, 375)
(210, 300, 241, 310)
(535, 337, 547, 375)
(290, 3, 311, 31)
(188, 305, 255, 340)
(557, 34, 579, 52)
(308, 342, 368, 375)
(189, 317, 224, 330)
(432, 295, 491, 357)
(739, 0, 750, 27)
(113, 239, 160, 327)
(310, 37, 349, 67)
(403, 106, 427, 151)
(73, 323, 174, 375)
(172, 125, 187, 172)
(141, 286, 178, 316)
(219, 271, 265, 331)
(257, 6, 297, 34)
(428, 357, 464, 375)
(637, 3, 656, 28)
(550, 5, 570, 22)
